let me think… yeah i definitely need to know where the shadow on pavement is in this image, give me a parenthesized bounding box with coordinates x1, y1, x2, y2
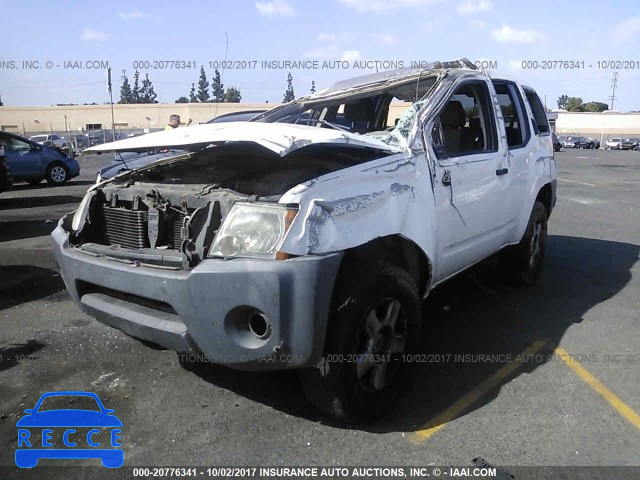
(0, 220, 57, 242)
(180, 235, 639, 431)
(0, 195, 83, 211)
(0, 340, 46, 373)
(0, 265, 65, 310)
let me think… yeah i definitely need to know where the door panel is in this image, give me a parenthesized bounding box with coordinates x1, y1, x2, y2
(429, 80, 511, 281)
(1, 135, 43, 180)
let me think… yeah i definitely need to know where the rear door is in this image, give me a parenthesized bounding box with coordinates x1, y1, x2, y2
(491, 80, 534, 243)
(429, 79, 511, 281)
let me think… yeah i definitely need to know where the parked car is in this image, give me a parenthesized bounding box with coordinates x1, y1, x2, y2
(586, 137, 600, 149)
(622, 138, 639, 150)
(29, 134, 67, 149)
(576, 137, 596, 149)
(562, 136, 594, 149)
(0, 145, 12, 193)
(53, 59, 556, 422)
(552, 133, 562, 152)
(0, 132, 80, 185)
(605, 138, 624, 150)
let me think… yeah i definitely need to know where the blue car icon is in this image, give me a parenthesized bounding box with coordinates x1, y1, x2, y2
(16, 391, 123, 468)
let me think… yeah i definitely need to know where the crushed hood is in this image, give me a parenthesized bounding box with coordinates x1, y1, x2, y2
(83, 122, 403, 156)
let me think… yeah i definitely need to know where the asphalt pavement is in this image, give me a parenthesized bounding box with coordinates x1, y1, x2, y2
(0, 148, 639, 478)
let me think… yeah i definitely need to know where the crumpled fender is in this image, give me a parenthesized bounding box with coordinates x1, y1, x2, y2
(278, 152, 436, 267)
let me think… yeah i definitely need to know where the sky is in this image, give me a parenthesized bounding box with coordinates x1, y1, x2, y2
(1, 0, 639, 111)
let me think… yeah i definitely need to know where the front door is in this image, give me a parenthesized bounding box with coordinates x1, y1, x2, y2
(0, 134, 43, 181)
(429, 80, 511, 281)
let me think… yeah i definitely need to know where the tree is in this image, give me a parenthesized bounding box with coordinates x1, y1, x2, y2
(223, 86, 242, 103)
(196, 66, 210, 102)
(175, 96, 189, 103)
(283, 72, 295, 103)
(140, 73, 158, 103)
(557, 94, 568, 110)
(565, 97, 584, 112)
(211, 69, 224, 103)
(584, 101, 609, 112)
(310, 80, 316, 94)
(118, 75, 133, 104)
(189, 83, 197, 103)
(131, 70, 141, 103)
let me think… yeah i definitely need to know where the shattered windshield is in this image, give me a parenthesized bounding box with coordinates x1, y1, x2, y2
(252, 75, 438, 149)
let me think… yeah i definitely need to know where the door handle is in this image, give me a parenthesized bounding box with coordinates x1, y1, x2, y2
(496, 168, 509, 176)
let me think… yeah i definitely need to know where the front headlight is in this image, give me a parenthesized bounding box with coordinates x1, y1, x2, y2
(71, 191, 95, 232)
(208, 203, 298, 259)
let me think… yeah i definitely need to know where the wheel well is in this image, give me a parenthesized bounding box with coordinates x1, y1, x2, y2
(536, 183, 552, 218)
(337, 235, 432, 296)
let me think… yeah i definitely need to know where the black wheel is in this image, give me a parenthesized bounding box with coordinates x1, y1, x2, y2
(300, 260, 421, 423)
(500, 201, 548, 285)
(45, 162, 69, 184)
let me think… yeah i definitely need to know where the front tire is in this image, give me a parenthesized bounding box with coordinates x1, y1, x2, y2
(300, 260, 421, 423)
(45, 162, 69, 184)
(500, 201, 548, 285)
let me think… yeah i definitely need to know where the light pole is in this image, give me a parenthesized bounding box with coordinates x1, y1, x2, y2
(107, 67, 116, 142)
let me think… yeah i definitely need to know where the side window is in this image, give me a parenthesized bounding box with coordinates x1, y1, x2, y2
(524, 88, 550, 135)
(12, 138, 34, 151)
(492, 81, 530, 149)
(431, 81, 498, 158)
(1, 136, 32, 151)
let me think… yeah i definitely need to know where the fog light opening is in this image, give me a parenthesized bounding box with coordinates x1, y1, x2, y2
(248, 312, 271, 340)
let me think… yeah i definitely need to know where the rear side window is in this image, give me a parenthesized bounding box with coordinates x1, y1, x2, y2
(492, 81, 530, 149)
(524, 88, 550, 135)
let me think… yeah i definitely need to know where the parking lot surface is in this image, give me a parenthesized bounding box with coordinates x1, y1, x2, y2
(1, 149, 639, 477)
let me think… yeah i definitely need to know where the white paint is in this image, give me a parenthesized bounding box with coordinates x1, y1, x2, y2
(83, 122, 402, 157)
(558, 178, 596, 187)
(563, 196, 603, 204)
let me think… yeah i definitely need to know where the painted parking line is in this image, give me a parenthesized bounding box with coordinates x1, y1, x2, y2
(554, 347, 640, 431)
(410, 340, 548, 444)
(558, 178, 596, 187)
(563, 196, 603, 205)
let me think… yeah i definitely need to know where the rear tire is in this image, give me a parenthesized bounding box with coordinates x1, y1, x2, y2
(45, 162, 69, 184)
(300, 260, 421, 423)
(499, 201, 548, 285)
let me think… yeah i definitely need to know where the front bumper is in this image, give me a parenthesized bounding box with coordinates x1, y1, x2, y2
(52, 221, 343, 370)
(65, 158, 81, 178)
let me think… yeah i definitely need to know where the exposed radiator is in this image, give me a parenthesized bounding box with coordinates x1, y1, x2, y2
(102, 206, 187, 250)
(103, 207, 149, 249)
(166, 211, 186, 249)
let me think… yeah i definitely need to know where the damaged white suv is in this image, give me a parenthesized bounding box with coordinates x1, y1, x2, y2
(53, 59, 556, 421)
